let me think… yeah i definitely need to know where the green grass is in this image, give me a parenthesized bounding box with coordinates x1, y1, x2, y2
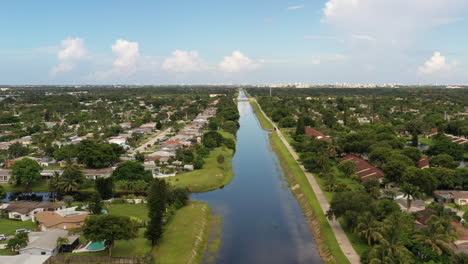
(0, 219, 37, 236)
(446, 203, 468, 212)
(269, 132, 350, 264)
(1, 181, 49, 192)
(68, 228, 152, 257)
(249, 100, 274, 131)
(154, 201, 210, 264)
(107, 203, 149, 221)
(166, 147, 234, 193)
(0, 249, 16, 255)
(418, 137, 435, 146)
(68, 202, 213, 261)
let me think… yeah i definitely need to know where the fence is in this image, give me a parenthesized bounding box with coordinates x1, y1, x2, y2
(44, 256, 151, 264)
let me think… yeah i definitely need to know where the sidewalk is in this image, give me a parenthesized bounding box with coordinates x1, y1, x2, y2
(253, 99, 361, 264)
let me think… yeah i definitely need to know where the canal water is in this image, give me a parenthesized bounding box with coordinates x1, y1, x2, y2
(192, 91, 322, 264)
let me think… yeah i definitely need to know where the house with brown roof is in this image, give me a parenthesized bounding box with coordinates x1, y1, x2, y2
(341, 154, 384, 180)
(417, 157, 429, 169)
(35, 210, 89, 231)
(305, 126, 332, 143)
(2, 201, 63, 221)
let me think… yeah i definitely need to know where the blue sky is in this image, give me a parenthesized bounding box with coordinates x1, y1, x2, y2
(1, 0, 468, 84)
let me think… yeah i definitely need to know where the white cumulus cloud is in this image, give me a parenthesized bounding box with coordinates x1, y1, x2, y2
(219, 51, 261, 73)
(418, 51, 457, 74)
(163, 50, 209, 73)
(112, 39, 140, 71)
(51, 37, 86, 75)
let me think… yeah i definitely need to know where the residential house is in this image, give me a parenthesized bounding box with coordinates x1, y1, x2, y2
(434, 190, 468, 205)
(305, 126, 332, 143)
(417, 157, 430, 169)
(341, 154, 385, 180)
(19, 229, 79, 256)
(35, 209, 89, 231)
(2, 201, 62, 221)
(0, 169, 11, 183)
(83, 168, 113, 180)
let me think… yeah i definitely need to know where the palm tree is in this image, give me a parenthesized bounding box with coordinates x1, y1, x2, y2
(368, 212, 414, 264)
(400, 183, 420, 211)
(413, 215, 459, 255)
(48, 171, 61, 198)
(354, 212, 383, 246)
(56, 237, 69, 253)
(57, 164, 84, 194)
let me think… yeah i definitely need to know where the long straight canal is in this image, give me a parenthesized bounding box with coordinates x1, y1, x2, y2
(193, 91, 322, 263)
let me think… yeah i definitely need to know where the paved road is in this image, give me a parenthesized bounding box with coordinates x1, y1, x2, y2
(253, 99, 361, 264)
(133, 127, 172, 153)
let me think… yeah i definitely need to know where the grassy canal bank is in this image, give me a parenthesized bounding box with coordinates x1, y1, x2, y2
(63, 202, 212, 264)
(166, 131, 235, 193)
(250, 99, 350, 264)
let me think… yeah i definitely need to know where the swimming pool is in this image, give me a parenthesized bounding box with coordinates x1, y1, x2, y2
(86, 241, 106, 251)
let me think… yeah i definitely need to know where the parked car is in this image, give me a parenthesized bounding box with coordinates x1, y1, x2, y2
(15, 229, 32, 234)
(0, 234, 6, 241)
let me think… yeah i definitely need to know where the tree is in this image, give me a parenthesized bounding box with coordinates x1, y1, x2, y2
(401, 147, 422, 165)
(413, 215, 459, 255)
(83, 215, 138, 257)
(193, 156, 205, 170)
(11, 158, 42, 192)
(7, 142, 29, 159)
(6, 232, 28, 252)
(57, 164, 84, 194)
(112, 161, 153, 182)
(56, 237, 69, 253)
(135, 151, 145, 163)
(362, 179, 381, 198)
(355, 212, 382, 245)
(0, 185, 5, 200)
(87, 192, 104, 214)
(405, 119, 425, 147)
(367, 212, 414, 264)
(95, 177, 114, 200)
(63, 195, 74, 207)
(201, 131, 224, 149)
(382, 160, 409, 183)
(400, 183, 420, 211)
(295, 117, 305, 135)
(337, 160, 355, 177)
(76, 140, 124, 168)
(222, 120, 239, 135)
(429, 154, 459, 169)
(145, 179, 168, 246)
(369, 147, 392, 165)
(401, 167, 438, 195)
(279, 116, 296, 128)
(217, 154, 225, 164)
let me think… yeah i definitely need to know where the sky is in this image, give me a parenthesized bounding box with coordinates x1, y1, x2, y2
(1, 0, 468, 85)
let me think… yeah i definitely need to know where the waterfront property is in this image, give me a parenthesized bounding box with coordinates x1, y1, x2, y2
(1, 201, 63, 221)
(35, 209, 89, 231)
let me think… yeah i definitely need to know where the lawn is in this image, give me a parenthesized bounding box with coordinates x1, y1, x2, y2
(68, 201, 212, 261)
(154, 201, 210, 264)
(69, 228, 152, 257)
(107, 203, 149, 221)
(166, 147, 234, 193)
(249, 100, 274, 131)
(1, 181, 50, 192)
(418, 137, 435, 146)
(0, 219, 37, 236)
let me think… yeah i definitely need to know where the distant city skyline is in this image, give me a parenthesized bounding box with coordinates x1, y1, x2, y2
(1, 0, 468, 85)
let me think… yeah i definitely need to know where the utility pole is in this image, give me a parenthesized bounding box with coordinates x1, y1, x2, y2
(269, 87, 272, 97)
